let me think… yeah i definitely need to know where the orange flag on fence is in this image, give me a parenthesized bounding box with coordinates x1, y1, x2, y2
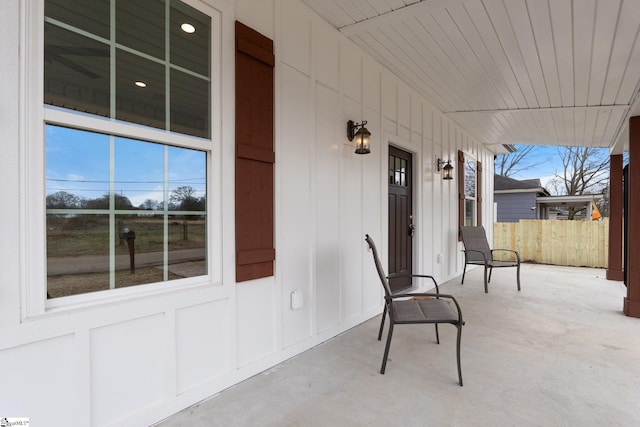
(591, 200, 601, 220)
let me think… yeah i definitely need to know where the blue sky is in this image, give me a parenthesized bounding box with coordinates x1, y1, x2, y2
(513, 146, 562, 181)
(501, 145, 610, 190)
(46, 124, 206, 207)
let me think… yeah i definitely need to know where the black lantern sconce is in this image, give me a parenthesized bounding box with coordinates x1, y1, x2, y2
(347, 120, 371, 154)
(437, 158, 454, 180)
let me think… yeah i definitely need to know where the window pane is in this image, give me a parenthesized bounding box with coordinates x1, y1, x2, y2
(47, 214, 110, 298)
(170, 0, 211, 77)
(170, 69, 210, 138)
(115, 138, 164, 210)
(115, 214, 167, 287)
(168, 214, 206, 279)
(167, 144, 206, 281)
(46, 0, 110, 39)
(44, 23, 110, 117)
(168, 145, 206, 211)
(464, 159, 476, 197)
(116, 0, 165, 59)
(46, 126, 208, 298)
(394, 156, 401, 185)
(46, 125, 110, 208)
(389, 155, 394, 184)
(116, 49, 166, 130)
(465, 199, 475, 226)
(45, 0, 212, 139)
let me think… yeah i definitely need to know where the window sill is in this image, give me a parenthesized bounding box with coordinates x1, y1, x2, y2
(32, 276, 224, 320)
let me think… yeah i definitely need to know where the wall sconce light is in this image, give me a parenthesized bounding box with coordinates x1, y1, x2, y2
(437, 158, 454, 180)
(347, 120, 371, 154)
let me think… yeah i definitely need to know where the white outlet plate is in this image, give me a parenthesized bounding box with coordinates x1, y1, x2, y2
(291, 290, 304, 310)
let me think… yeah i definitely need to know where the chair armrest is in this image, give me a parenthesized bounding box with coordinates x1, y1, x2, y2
(387, 292, 464, 324)
(461, 248, 489, 262)
(386, 273, 440, 293)
(491, 249, 520, 263)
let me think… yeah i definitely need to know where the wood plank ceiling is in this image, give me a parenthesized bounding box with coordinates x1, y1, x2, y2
(301, 0, 640, 153)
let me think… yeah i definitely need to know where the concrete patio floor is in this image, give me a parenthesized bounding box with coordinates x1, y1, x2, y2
(157, 264, 640, 426)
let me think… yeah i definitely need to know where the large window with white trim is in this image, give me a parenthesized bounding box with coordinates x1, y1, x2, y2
(42, 0, 214, 299)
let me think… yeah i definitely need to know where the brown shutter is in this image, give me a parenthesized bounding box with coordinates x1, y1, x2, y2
(457, 150, 465, 241)
(235, 21, 275, 282)
(477, 160, 483, 227)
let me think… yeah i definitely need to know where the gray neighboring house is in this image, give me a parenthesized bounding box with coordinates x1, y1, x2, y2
(494, 175, 551, 222)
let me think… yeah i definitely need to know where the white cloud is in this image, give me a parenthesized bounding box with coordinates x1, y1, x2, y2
(66, 173, 85, 182)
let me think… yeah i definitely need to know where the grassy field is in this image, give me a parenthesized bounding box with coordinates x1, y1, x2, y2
(46, 215, 206, 298)
(47, 266, 184, 298)
(47, 215, 206, 257)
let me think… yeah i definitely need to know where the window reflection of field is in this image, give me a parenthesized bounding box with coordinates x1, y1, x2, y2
(47, 268, 187, 298)
(46, 215, 206, 298)
(47, 215, 205, 256)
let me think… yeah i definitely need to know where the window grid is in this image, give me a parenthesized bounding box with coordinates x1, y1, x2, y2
(45, 1, 211, 138)
(389, 154, 408, 187)
(43, 0, 211, 300)
(45, 125, 207, 297)
(44, 15, 211, 84)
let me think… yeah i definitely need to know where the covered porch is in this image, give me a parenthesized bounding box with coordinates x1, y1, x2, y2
(3, 1, 640, 424)
(158, 263, 640, 426)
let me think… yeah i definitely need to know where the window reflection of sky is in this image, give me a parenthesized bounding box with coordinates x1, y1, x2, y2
(46, 125, 110, 197)
(46, 125, 206, 208)
(168, 145, 206, 198)
(115, 138, 164, 207)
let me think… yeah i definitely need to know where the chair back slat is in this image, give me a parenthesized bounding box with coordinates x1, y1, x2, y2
(460, 226, 493, 262)
(365, 234, 393, 298)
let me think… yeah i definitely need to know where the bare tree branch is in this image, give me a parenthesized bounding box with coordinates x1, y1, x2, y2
(553, 146, 610, 219)
(495, 145, 545, 177)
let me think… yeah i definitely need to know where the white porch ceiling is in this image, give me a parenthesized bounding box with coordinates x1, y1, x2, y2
(301, 0, 640, 153)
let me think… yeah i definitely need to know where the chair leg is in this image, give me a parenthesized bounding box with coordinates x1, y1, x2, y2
(461, 263, 467, 284)
(517, 264, 521, 291)
(380, 322, 394, 374)
(483, 265, 489, 293)
(435, 324, 440, 344)
(378, 305, 387, 341)
(456, 325, 463, 386)
(488, 266, 493, 283)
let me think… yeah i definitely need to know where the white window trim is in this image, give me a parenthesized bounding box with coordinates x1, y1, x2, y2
(20, 0, 223, 319)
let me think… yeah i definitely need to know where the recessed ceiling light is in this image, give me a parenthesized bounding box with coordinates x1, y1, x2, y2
(181, 23, 196, 34)
(135, 81, 147, 88)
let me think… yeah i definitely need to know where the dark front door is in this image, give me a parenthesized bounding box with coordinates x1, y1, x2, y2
(388, 146, 413, 293)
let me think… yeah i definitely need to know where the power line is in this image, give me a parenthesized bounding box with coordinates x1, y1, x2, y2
(46, 177, 205, 184)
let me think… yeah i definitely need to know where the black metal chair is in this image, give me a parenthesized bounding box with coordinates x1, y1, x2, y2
(460, 226, 521, 293)
(365, 234, 464, 386)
